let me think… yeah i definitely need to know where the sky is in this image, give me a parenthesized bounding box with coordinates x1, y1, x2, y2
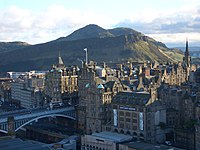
(0, 0, 200, 47)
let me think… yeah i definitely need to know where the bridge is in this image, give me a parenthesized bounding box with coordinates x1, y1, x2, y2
(0, 106, 76, 134)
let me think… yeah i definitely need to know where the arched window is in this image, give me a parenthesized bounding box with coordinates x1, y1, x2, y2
(120, 129, 124, 134)
(140, 133, 144, 137)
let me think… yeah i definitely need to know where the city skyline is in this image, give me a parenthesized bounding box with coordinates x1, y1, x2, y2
(0, 0, 200, 47)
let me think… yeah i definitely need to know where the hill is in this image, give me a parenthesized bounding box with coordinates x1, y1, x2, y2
(0, 42, 30, 53)
(0, 24, 183, 72)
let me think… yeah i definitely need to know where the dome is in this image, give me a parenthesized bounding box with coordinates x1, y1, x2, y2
(97, 84, 104, 89)
(58, 69, 63, 73)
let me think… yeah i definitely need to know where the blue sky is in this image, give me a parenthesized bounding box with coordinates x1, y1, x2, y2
(1, 0, 200, 47)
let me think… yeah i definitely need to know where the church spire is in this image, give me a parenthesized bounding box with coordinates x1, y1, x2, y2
(185, 38, 189, 57)
(183, 38, 191, 81)
(184, 38, 190, 67)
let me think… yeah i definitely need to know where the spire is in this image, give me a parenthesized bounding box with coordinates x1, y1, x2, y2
(185, 38, 189, 56)
(184, 38, 190, 68)
(58, 50, 64, 66)
(183, 38, 191, 81)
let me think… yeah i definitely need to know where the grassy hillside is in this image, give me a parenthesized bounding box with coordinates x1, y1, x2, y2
(0, 25, 183, 72)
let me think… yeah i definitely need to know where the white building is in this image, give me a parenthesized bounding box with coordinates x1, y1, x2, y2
(11, 79, 43, 109)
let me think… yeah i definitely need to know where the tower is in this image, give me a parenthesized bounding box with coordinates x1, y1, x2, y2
(183, 39, 191, 80)
(184, 39, 191, 68)
(7, 116, 15, 136)
(137, 65, 145, 91)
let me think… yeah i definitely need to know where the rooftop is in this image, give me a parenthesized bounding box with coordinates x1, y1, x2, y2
(121, 141, 185, 150)
(0, 137, 49, 150)
(112, 91, 150, 105)
(92, 131, 132, 143)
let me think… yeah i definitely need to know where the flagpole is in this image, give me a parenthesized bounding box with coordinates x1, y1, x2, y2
(84, 48, 88, 64)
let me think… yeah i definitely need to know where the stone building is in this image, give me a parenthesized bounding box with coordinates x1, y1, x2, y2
(77, 61, 129, 134)
(174, 128, 195, 150)
(44, 55, 78, 104)
(161, 40, 191, 86)
(161, 63, 188, 86)
(195, 89, 200, 150)
(195, 124, 200, 150)
(111, 91, 166, 143)
(0, 78, 12, 102)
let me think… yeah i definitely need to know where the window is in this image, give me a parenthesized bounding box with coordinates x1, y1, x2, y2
(133, 119, 137, 123)
(126, 118, 130, 122)
(126, 112, 130, 116)
(126, 124, 130, 129)
(133, 113, 137, 118)
(133, 126, 137, 130)
(119, 117, 124, 121)
(119, 123, 124, 128)
(119, 111, 124, 116)
(133, 132, 137, 136)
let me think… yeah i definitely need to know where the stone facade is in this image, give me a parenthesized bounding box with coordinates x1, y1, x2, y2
(77, 62, 129, 134)
(0, 78, 12, 102)
(111, 91, 166, 143)
(161, 62, 188, 86)
(44, 56, 78, 104)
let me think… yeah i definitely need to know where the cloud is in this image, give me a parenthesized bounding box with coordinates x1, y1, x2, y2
(0, 5, 115, 44)
(115, 4, 200, 46)
(147, 33, 200, 46)
(0, 3, 200, 46)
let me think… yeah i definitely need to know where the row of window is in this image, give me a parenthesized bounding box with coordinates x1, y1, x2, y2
(119, 111, 138, 117)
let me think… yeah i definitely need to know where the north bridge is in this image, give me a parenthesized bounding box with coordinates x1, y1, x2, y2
(0, 106, 76, 134)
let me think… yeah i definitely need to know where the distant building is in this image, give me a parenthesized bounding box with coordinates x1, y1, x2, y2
(0, 78, 12, 102)
(11, 79, 43, 109)
(161, 62, 188, 86)
(161, 40, 191, 86)
(7, 72, 27, 79)
(44, 55, 78, 104)
(10, 72, 45, 109)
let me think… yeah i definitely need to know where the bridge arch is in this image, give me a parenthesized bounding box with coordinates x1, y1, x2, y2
(15, 113, 76, 132)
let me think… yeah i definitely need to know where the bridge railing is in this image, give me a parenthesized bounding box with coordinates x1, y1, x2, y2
(0, 106, 75, 123)
(15, 107, 75, 120)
